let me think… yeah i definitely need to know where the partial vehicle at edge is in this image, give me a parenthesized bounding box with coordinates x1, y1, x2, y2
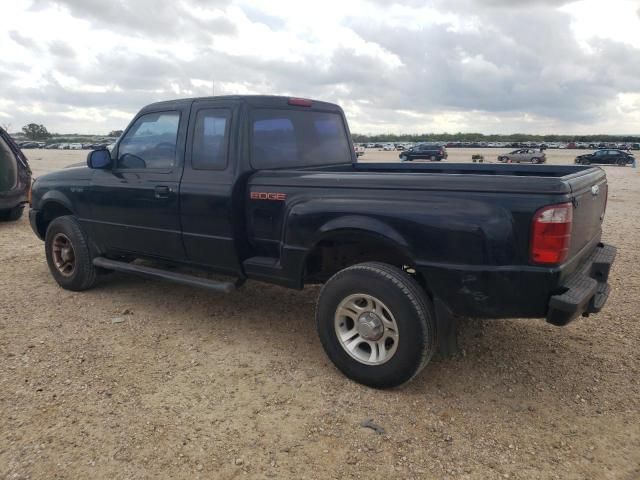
(0, 127, 32, 221)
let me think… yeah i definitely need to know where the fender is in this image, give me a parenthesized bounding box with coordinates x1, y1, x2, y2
(281, 215, 414, 288)
(39, 190, 75, 214)
(314, 215, 411, 252)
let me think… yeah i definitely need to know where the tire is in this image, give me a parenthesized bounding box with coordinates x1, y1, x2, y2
(430, 155, 436, 161)
(531, 157, 541, 164)
(400, 155, 408, 162)
(44, 215, 97, 291)
(316, 262, 436, 388)
(0, 205, 24, 222)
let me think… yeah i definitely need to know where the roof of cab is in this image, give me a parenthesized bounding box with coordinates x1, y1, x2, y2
(140, 95, 342, 112)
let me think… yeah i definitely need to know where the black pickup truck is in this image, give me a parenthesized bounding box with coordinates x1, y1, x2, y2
(29, 96, 616, 388)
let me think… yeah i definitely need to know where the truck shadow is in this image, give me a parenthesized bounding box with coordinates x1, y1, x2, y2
(92, 272, 612, 405)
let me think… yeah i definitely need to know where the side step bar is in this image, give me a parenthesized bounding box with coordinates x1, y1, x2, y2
(92, 257, 236, 293)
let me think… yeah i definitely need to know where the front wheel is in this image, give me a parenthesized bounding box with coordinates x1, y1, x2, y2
(400, 155, 409, 162)
(316, 262, 436, 388)
(45, 215, 98, 291)
(531, 157, 541, 164)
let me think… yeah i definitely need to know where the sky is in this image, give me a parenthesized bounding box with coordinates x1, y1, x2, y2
(0, 0, 639, 135)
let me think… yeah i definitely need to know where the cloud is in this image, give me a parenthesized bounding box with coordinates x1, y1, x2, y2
(49, 40, 75, 58)
(9, 30, 38, 50)
(1, 0, 639, 134)
(31, 0, 236, 39)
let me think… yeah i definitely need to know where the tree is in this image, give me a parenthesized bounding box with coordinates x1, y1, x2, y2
(22, 123, 50, 141)
(108, 130, 124, 137)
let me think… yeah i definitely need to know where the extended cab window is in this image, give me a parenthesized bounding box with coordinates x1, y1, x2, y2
(192, 109, 230, 170)
(251, 109, 351, 168)
(117, 111, 180, 170)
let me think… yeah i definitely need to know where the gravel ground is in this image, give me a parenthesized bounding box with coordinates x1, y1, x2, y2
(1, 149, 639, 479)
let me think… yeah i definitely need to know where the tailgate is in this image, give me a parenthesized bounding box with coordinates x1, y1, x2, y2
(567, 168, 607, 259)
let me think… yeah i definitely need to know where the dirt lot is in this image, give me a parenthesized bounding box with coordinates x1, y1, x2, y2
(1, 149, 639, 479)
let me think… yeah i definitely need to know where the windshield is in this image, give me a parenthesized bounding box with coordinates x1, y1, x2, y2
(250, 109, 352, 169)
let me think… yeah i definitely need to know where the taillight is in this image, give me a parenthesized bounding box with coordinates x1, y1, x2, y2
(288, 97, 312, 107)
(530, 202, 573, 265)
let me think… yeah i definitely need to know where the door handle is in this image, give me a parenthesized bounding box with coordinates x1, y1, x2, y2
(154, 185, 172, 198)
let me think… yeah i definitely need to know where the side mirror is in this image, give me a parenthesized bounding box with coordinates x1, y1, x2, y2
(87, 148, 112, 169)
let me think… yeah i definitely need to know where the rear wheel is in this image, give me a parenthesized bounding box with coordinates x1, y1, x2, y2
(316, 262, 436, 388)
(0, 205, 24, 222)
(45, 215, 97, 291)
(531, 157, 541, 164)
(430, 155, 436, 161)
(616, 158, 626, 166)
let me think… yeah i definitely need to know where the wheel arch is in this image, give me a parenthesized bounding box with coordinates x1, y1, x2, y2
(35, 195, 75, 238)
(300, 216, 423, 287)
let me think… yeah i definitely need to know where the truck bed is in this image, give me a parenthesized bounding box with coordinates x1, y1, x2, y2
(248, 162, 608, 318)
(254, 162, 605, 196)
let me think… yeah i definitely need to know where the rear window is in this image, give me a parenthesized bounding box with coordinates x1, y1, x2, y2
(251, 109, 352, 168)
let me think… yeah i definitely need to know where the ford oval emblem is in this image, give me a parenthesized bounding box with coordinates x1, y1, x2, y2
(591, 185, 599, 196)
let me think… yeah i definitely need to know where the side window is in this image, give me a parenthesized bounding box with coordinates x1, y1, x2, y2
(117, 111, 180, 169)
(192, 109, 230, 170)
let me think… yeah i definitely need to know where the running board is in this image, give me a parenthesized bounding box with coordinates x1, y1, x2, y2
(92, 257, 236, 293)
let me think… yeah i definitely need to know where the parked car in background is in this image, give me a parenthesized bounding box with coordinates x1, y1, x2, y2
(399, 143, 447, 161)
(631, 143, 640, 151)
(382, 143, 395, 151)
(574, 149, 634, 166)
(354, 144, 365, 157)
(19, 141, 42, 149)
(498, 149, 546, 164)
(0, 127, 31, 221)
(69, 143, 83, 150)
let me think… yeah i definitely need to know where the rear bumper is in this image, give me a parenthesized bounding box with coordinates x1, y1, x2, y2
(546, 243, 616, 326)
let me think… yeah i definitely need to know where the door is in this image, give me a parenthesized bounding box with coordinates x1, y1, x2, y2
(512, 150, 525, 162)
(179, 101, 242, 274)
(593, 150, 607, 164)
(85, 108, 188, 259)
(416, 145, 428, 160)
